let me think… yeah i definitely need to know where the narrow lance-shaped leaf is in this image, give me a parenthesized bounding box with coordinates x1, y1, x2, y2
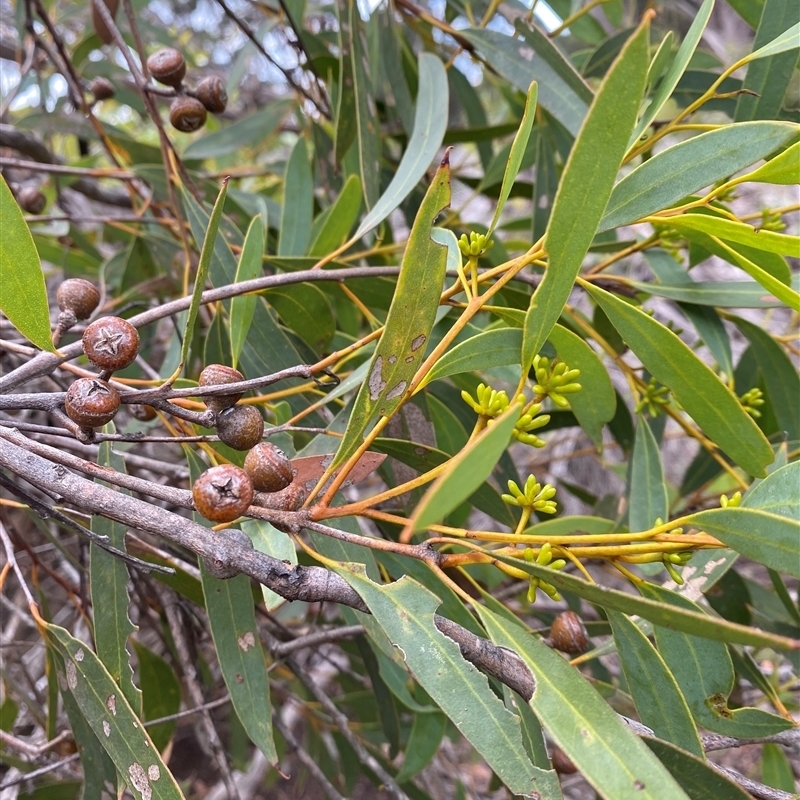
(581, 281, 773, 477)
(742, 20, 800, 61)
(91, 438, 141, 714)
(230, 214, 266, 369)
(0, 175, 58, 354)
(742, 139, 800, 185)
(180, 178, 229, 369)
(713, 238, 800, 311)
(522, 20, 650, 371)
(277, 137, 313, 256)
(628, 0, 715, 148)
(607, 611, 703, 757)
(475, 605, 692, 800)
(351, 52, 448, 241)
(488, 549, 799, 651)
(684, 507, 800, 579)
(629, 416, 668, 533)
(601, 121, 798, 232)
(41, 618, 185, 799)
(408, 405, 520, 534)
(187, 453, 278, 765)
(330, 153, 451, 472)
(487, 81, 537, 237)
(325, 562, 556, 798)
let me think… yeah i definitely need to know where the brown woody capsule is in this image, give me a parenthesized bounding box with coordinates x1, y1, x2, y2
(169, 96, 207, 133)
(90, 77, 115, 101)
(216, 405, 264, 451)
(255, 481, 306, 532)
(198, 364, 244, 413)
(551, 747, 577, 775)
(57, 279, 100, 321)
(65, 378, 120, 428)
(91, 0, 119, 45)
(17, 187, 46, 214)
(547, 611, 590, 655)
(244, 443, 293, 493)
(82, 316, 140, 372)
(147, 48, 186, 88)
(193, 464, 254, 523)
(195, 75, 227, 114)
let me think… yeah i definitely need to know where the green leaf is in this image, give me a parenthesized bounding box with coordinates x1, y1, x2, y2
(667, 214, 800, 258)
(582, 281, 773, 477)
(409, 406, 519, 533)
(522, 21, 650, 370)
(684, 507, 800, 578)
(475, 605, 691, 800)
(642, 737, 753, 800)
(278, 137, 313, 256)
(629, 416, 668, 532)
(183, 187, 238, 287)
(230, 214, 266, 370)
(265, 282, 335, 352)
(628, 0, 714, 148)
(644, 249, 733, 379)
(733, 317, 800, 441)
(331, 156, 451, 471)
(761, 743, 797, 792)
(742, 461, 800, 520)
(181, 178, 229, 368)
(309, 174, 362, 256)
(608, 611, 703, 757)
(743, 140, 800, 184)
(487, 81, 537, 237)
(351, 52, 448, 241)
(132, 641, 181, 754)
(200, 565, 278, 763)
(395, 711, 448, 783)
(640, 584, 794, 736)
(712, 239, 800, 312)
(548, 323, 616, 445)
(91, 438, 141, 714)
(735, 0, 800, 121)
(601, 122, 798, 231)
(489, 550, 799, 651)
(183, 101, 293, 160)
(0, 175, 57, 353)
(328, 564, 550, 797)
(743, 20, 800, 61)
(419, 327, 522, 389)
(628, 275, 799, 307)
(459, 28, 590, 137)
(42, 619, 185, 799)
(347, 0, 379, 209)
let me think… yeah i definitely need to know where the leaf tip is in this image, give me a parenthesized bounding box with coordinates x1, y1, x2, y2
(441, 147, 452, 167)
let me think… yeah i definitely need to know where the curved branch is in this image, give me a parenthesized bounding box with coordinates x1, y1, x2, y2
(0, 124, 134, 208)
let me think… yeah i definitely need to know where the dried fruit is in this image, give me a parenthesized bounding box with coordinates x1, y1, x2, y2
(198, 364, 244, 413)
(17, 187, 46, 215)
(244, 443, 293, 493)
(195, 75, 227, 114)
(169, 96, 207, 133)
(57, 279, 100, 321)
(90, 77, 115, 101)
(91, 0, 119, 45)
(216, 405, 264, 451)
(147, 48, 186, 88)
(65, 378, 120, 428)
(547, 611, 589, 655)
(192, 464, 254, 523)
(82, 317, 140, 372)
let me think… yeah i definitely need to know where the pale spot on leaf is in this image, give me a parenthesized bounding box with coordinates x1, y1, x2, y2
(238, 631, 256, 651)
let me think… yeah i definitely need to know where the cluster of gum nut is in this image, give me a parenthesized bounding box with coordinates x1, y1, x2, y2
(57, 279, 302, 526)
(13, 50, 226, 218)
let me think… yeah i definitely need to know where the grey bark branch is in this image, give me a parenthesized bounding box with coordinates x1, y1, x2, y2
(0, 124, 134, 208)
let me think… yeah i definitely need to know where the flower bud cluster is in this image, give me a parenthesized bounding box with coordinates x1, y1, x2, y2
(457, 231, 493, 258)
(523, 543, 566, 602)
(634, 376, 670, 416)
(531, 356, 581, 409)
(739, 387, 764, 418)
(502, 475, 557, 515)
